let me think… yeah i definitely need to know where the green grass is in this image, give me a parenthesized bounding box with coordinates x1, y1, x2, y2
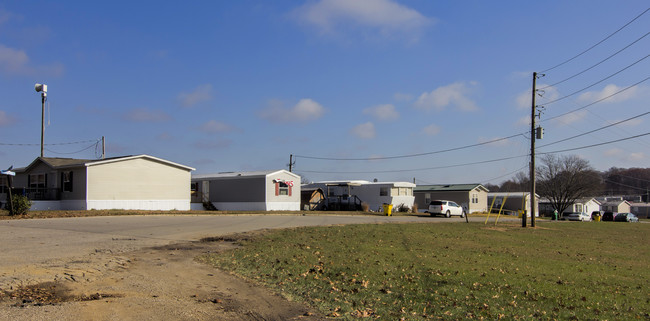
(200, 221, 649, 320)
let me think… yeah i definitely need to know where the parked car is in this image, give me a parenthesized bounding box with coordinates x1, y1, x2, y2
(601, 212, 615, 221)
(565, 212, 592, 221)
(428, 200, 465, 218)
(614, 213, 639, 222)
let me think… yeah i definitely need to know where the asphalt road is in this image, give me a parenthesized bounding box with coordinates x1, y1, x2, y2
(0, 214, 473, 269)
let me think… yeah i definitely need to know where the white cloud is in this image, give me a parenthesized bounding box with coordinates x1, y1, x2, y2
(178, 84, 213, 108)
(123, 108, 171, 123)
(200, 120, 237, 133)
(578, 84, 640, 103)
(554, 110, 587, 125)
(414, 82, 478, 112)
(350, 122, 375, 139)
(0, 110, 16, 126)
(293, 0, 433, 41)
(604, 148, 646, 163)
(516, 115, 530, 127)
(0, 44, 64, 77)
(258, 98, 326, 124)
(393, 92, 413, 102)
(421, 124, 440, 136)
(193, 139, 232, 150)
(363, 104, 399, 121)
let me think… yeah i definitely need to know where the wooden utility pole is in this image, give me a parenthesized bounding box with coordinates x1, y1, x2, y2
(40, 92, 45, 157)
(528, 72, 538, 228)
(102, 136, 106, 159)
(289, 154, 293, 172)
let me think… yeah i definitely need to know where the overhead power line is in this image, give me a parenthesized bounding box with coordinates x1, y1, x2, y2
(298, 132, 649, 175)
(0, 139, 100, 146)
(295, 133, 526, 161)
(540, 7, 650, 73)
(538, 111, 650, 148)
(539, 31, 650, 90)
(539, 132, 650, 155)
(44, 141, 99, 155)
(541, 54, 649, 106)
(541, 76, 650, 123)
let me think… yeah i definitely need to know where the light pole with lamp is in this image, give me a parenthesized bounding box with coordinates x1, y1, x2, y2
(35, 83, 47, 158)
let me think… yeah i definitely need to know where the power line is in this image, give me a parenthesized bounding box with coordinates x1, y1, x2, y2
(537, 111, 650, 148)
(540, 7, 650, 73)
(0, 139, 100, 146)
(539, 132, 650, 155)
(44, 141, 99, 155)
(295, 133, 526, 161)
(539, 31, 650, 90)
(299, 132, 650, 175)
(541, 75, 650, 123)
(541, 54, 649, 106)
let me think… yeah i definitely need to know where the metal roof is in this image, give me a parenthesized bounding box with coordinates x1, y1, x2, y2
(414, 184, 488, 192)
(192, 169, 299, 180)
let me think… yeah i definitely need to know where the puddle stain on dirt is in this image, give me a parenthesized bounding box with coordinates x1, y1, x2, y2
(0, 282, 121, 307)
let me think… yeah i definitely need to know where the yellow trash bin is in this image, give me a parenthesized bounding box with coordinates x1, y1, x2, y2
(382, 204, 393, 216)
(594, 215, 601, 222)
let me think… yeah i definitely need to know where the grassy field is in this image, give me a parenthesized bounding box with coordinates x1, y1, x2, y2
(201, 221, 649, 320)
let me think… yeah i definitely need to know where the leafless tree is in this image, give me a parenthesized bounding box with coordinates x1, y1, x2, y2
(536, 154, 603, 216)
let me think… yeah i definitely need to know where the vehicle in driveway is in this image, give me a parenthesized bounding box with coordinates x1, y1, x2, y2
(614, 213, 639, 222)
(602, 212, 616, 221)
(427, 200, 465, 218)
(565, 212, 592, 221)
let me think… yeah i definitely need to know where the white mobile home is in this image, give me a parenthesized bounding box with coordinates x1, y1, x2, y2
(302, 180, 415, 212)
(191, 170, 301, 211)
(6, 155, 194, 210)
(488, 192, 539, 217)
(413, 184, 489, 214)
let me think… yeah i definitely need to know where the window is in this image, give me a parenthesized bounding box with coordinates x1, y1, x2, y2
(29, 173, 46, 189)
(190, 182, 198, 195)
(380, 187, 388, 196)
(275, 181, 291, 196)
(425, 193, 431, 204)
(0, 176, 6, 194)
(576, 204, 583, 212)
(471, 193, 478, 204)
(61, 171, 73, 192)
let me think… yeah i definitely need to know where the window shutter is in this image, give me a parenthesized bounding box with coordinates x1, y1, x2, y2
(288, 185, 292, 196)
(275, 182, 279, 196)
(61, 172, 64, 190)
(69, 171, 73, 192)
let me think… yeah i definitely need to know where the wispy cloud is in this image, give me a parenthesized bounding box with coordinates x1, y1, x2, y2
(393, 92, 413, 102)
(0, 110, 16, 127)
(0, 44, 64, 77)
(578, 84, 640, 103)
(199, 120, 238, 133)
(516, 84, 560, 110)
(414, 82, 478, 112)
(363, 104, 399, 121)
(292, 0, 433, 41)
(258, 98, 326, 124)
(604, 148, 646, 163)
(553, 110, 588, 125)
(123, 108, 171, 123)
(178, 84, 213, 108)
(421, 124, 440, 136)
(193, 139, 231, 150)
(350, 121, 375, 139)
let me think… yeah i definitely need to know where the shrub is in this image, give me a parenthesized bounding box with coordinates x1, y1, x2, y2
(361, 202, 369, 212)
(8, 195, 31, 216)
(411, 203, 418, 213)
(396, 203, 410, 213)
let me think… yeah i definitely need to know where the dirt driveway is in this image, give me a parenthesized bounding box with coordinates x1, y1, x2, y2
(0, 214, 448, 320)
(0, 236, 326, 320)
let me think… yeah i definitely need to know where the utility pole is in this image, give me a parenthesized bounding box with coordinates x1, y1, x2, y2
(102, 136, 106, 159)
(289, 154, 294, 172)
(528, 72, 540, 228)
(35, 83, 47, 158)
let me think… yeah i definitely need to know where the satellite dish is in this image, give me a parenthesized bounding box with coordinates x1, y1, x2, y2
(35, 83, 47, 93)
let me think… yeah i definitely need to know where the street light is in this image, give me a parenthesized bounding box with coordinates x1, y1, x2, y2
(35, 83, 47, 158)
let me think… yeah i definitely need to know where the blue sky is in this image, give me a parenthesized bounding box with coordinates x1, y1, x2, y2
(1, 1, 648, 185)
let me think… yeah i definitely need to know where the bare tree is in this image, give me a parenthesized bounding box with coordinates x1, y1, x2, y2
(536, 154, 602, 216)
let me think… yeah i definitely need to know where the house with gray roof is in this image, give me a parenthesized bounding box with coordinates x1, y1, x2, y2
(191, 170, 301, 211)
(414, 184, 489, 214)
(4, 155, 194, 210)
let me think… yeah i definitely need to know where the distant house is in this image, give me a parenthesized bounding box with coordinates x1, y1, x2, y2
(302, 180, 415, 212)
(601, 200, 631, 213)
(539, 197, 602, 216)
(629, 202, 650, 219)
(191, 170, 301, 211)
(488, 192, 539, 217)
(4, 155, 194, 210)
(413, 184, 489, 214)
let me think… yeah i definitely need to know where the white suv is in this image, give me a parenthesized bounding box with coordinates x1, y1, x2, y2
(428, 200, 465, 218)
